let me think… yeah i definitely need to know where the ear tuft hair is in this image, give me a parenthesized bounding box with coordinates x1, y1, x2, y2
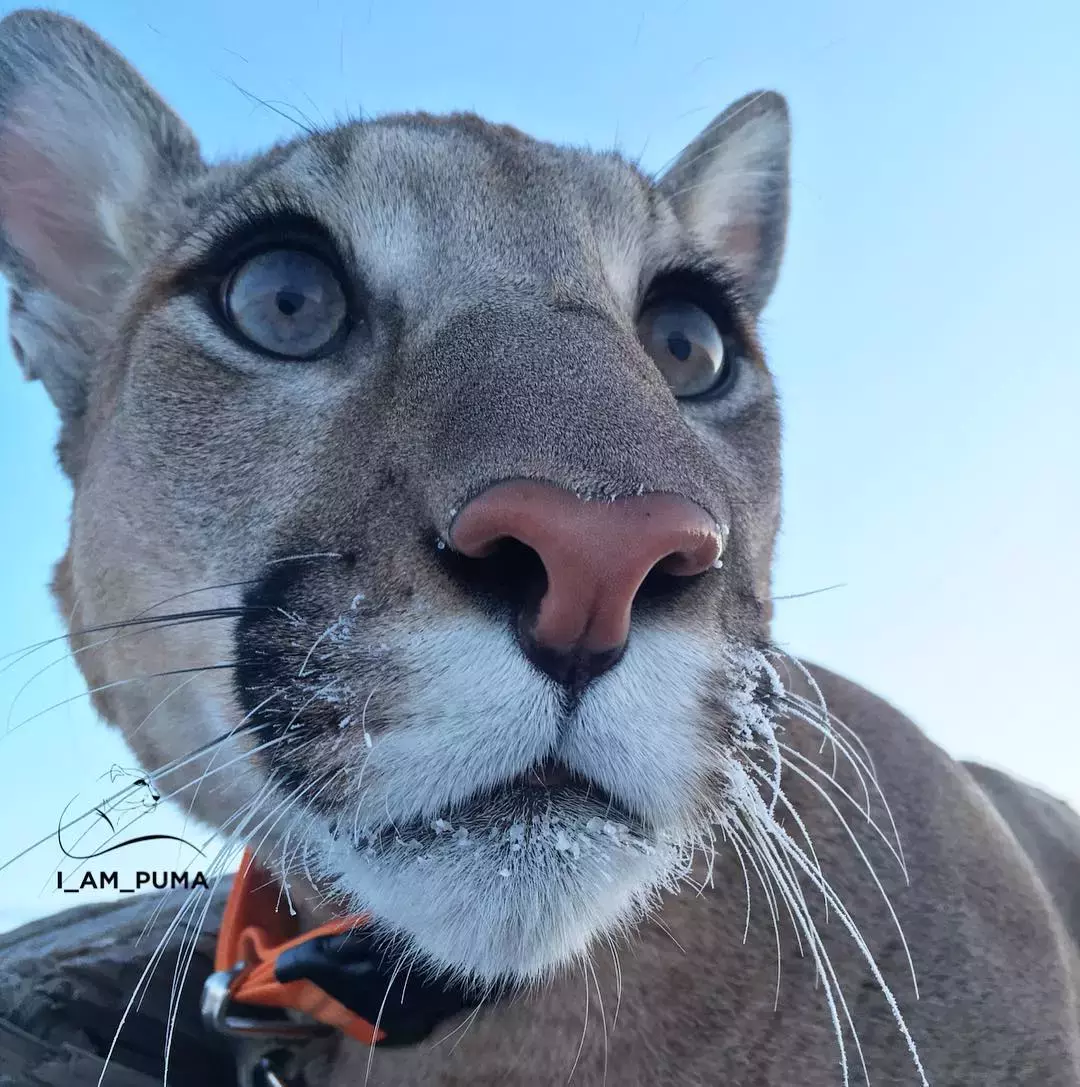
(658, 91, 790, 314)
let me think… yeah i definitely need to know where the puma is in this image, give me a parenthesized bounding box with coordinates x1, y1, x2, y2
(0, 9, 1077, 1085)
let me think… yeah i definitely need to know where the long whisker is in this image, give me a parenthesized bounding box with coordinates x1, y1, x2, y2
(708, 645, 929, 1084)
(159, 798, 276, 1072)
(0, 710, 280, 876)
(773, 650, 881, 775)
(771, 582, 847, 602)
(245, 763, 338, 879)
(124, 824, 258, 1084)
(739, 812, 862, 1085)
(94, 878, 208, 1087)
(5, 547, 339, 653)
(586, 953, 609, 1087)
(784, 689, 880, 784)
(748, 796, 928, 1086)
(781, 693, 907, 870)
(782, 699, 873, 816)
(730, 834, 755, 942)
(1, 607, 257, 673)
(0, 546, 339, 666)
(4, 660, 248, 735)
(727, 823, 785, 1005)
(438, 992, 489, 1053)
(163, 869, 224, 1078)
(566, 955, 591, 1085)
(776, 755, 918, 996)
(779, 741, 907, 878)
(138, 781, 273, 945)
(604, 932, 624, 1033)
(47, 718, 294, 897)
(0, 610, 264, 739)
(729, 803, 808, 961)
(744, 757, 830, 920)
(363, 952, 410, 1087)
(277, 766, 348, 894)
(180, 689, 286, 838)
(129, 672, 203, 741)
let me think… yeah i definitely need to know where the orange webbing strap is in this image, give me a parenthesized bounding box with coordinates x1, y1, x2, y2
(214, 850, 384, 1045)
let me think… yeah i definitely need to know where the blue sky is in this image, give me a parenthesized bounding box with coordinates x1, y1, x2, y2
(1, 0, 1077, 930)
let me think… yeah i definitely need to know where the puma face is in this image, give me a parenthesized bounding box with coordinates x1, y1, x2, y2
(0, 11, 789, 984)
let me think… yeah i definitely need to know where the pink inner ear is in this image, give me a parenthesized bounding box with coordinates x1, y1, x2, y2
(0, 109, 115, 310)
(724, 222, 763, 279)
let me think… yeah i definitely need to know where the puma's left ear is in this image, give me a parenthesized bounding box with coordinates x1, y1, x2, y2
(0, 9, 203, 421)
(658, 91, 790, 315)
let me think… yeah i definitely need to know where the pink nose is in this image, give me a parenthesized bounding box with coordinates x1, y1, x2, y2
(448, 480, 721, 686)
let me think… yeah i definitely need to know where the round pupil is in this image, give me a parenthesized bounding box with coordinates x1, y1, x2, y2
(276, 288, 305, 317)
(667, 331, 692, 362)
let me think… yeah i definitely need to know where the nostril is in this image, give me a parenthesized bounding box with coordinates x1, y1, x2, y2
(434, 534, 548, 616)
(635, 561, 706, 603)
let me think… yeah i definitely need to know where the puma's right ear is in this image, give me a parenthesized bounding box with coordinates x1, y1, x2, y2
(658, 91, 791, 316)
(0, 9, 202, 420)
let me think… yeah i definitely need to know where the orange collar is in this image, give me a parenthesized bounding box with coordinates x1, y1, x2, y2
(212, 849, 382, 1045)
(205, 850, 477, 1049)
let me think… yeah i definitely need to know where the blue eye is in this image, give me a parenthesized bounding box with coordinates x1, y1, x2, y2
(637, 299, 728, 398)
(222, 248, 347, 359)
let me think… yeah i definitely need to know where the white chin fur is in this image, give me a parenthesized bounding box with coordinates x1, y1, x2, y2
(280, 616, 723, 983)
(309, 804, 688, 984)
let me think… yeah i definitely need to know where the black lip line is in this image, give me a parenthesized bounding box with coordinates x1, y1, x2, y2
(348, 763, 643, 847)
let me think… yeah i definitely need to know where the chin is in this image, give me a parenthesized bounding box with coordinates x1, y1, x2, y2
(307, 765, 694, 985)
(234, 619, 776, 985)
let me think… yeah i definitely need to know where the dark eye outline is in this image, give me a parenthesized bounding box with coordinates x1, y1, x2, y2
(190, 213, 359, 362)
(637, 269, 742, 401)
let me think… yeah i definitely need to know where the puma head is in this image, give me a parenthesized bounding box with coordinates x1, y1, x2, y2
(0, 9, 790, 984)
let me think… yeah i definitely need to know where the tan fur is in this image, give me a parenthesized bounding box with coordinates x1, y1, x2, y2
(1, 9, 1078, 1084)
(322, 668, 1080, 1085)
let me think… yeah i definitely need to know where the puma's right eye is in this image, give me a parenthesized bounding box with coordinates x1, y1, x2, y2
(222, 248, 348, 359)
(636, 298, 730, 399)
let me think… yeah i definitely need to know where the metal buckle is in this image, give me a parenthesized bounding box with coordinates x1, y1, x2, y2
(251, 1051, 299, 1087)
(201, 963, 333, 1041)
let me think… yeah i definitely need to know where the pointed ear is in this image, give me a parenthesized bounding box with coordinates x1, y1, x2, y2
(658, 91, 790, 315)
(0, 9, 202, 419)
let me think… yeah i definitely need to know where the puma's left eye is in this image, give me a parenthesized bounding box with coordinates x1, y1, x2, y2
(636, 299, 729, 398)
(222, 248, 348, 359)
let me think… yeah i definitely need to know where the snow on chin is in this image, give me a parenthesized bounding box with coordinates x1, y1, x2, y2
(361, 805, 660, 870)
(314, 801, 691, 984)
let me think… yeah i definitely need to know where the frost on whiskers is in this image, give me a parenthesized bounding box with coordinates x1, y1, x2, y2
(709, 645, 929, 1087)
(271, 592, 394, 747)
(273, 610, 927, 1085)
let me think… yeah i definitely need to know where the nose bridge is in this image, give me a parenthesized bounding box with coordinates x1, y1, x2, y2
(407, 303, 724, 533)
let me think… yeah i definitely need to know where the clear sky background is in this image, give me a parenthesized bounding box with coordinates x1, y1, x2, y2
(0, 0, 1077, 932)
